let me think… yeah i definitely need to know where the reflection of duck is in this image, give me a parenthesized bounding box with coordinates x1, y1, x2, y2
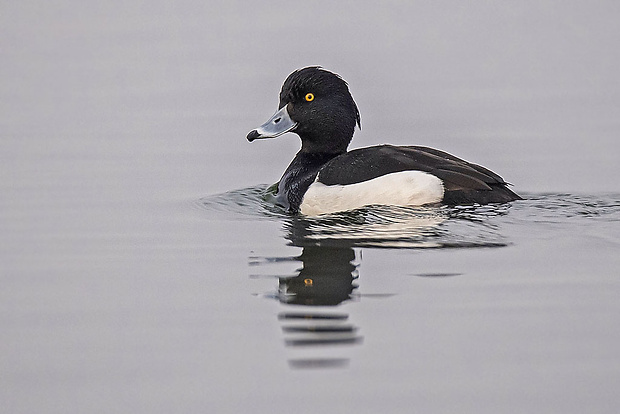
(279, 246, 358, 306)
(276, 245, 363, 369)
(251, 243, 365, 368)
(248, 201, 511, 369)
(283, 207, 448, 248)
(247, 67, 521, 216)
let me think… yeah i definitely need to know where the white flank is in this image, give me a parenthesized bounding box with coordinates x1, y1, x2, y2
(299, 170, 445, 216)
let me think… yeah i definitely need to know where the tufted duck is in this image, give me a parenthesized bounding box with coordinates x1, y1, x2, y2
(247, 67, 521, 215)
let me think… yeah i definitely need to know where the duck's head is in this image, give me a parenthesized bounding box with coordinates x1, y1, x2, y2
(247, 67, 361, 153)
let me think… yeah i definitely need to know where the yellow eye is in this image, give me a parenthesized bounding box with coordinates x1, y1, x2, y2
(305, 93, 314, 102)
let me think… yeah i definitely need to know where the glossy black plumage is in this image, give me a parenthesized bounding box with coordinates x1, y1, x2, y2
(247, 67, 521, 214)
(317, 145, 520, 205)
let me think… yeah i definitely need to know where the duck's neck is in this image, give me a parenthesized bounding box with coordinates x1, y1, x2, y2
(277, 150, 342, 213)
(299, 132, 351, 154)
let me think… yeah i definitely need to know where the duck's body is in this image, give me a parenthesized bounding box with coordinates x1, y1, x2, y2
(247, 67, 520, 215)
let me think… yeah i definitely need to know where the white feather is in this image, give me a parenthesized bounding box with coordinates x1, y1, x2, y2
(299, 170, 444, 216)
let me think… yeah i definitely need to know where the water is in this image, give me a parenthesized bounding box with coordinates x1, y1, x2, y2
(206, 191, 620, 413)
(2, 1, 620, 413)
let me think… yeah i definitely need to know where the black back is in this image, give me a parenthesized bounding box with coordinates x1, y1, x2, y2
(317, 145, 521, 205)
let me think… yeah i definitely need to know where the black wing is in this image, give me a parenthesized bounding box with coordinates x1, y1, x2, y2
(317, 145, 521, 205)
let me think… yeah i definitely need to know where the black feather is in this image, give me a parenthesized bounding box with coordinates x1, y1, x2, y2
(317, 145, 521, 204)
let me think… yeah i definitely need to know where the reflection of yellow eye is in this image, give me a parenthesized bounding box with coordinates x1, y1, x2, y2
(305, 93, 314, 102)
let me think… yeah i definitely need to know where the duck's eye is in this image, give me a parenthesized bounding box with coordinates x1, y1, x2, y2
(305, 93, 314, 102)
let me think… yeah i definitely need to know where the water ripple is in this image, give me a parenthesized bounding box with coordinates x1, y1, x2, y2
(199, 184, 286, 219)
(199, 187, 620, 248)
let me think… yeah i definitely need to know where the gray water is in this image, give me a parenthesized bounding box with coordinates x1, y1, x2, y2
(2, 1, 620, 413)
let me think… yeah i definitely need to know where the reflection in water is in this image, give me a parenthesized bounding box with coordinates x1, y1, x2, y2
(244, 198, 516, 369)
(202, 190, 620, 373)
(282, 204, 514, 249)
(278, 246, 358, 306)
(204, 185, 520, 368)
(251, 245, 365, 369)
(282, 204, 450, 249)
(279, 247, 365, 368)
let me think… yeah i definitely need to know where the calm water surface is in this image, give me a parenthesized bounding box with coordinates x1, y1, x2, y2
(2, 1, 620, 413)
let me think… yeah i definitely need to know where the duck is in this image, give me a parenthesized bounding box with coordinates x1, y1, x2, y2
(247, 67, 521, 216)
